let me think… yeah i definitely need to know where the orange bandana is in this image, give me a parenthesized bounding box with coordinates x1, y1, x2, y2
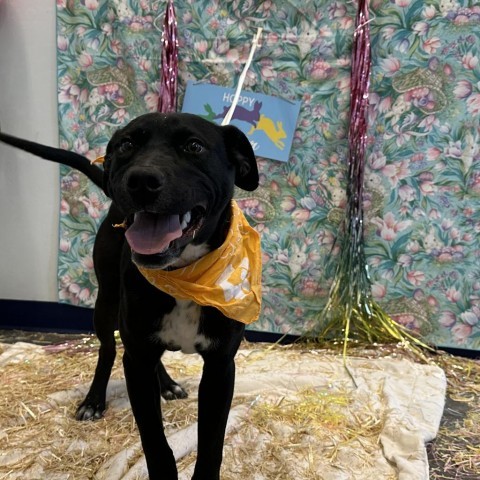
(136, 201, 262, 324)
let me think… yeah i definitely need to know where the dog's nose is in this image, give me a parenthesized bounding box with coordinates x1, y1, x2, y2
(126, 168, 165, 203)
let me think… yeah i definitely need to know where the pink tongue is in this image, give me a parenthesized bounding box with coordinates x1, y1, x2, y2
(125, 212, 182, 255)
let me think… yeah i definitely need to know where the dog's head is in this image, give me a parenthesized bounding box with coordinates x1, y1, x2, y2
(102, 112, 258, 269)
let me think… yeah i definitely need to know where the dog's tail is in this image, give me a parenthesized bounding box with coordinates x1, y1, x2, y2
(0, 132, 103, 188)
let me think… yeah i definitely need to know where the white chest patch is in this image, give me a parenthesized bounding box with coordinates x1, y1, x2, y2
(157, 300, 211, 354)
(173, 243, 211, 268)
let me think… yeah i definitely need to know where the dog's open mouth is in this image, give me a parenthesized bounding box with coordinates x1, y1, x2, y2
(124, 206, 206, 256)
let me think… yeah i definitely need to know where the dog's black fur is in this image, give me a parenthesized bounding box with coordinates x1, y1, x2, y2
(0, 112, 259, 479)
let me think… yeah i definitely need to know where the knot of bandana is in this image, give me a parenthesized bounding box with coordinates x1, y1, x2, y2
(136, 201, 262, 324)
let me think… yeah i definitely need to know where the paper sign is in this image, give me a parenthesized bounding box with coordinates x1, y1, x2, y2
(181, 82, 301, 162)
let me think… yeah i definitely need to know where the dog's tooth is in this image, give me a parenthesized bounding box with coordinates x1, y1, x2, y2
(181, 211, 191, 230)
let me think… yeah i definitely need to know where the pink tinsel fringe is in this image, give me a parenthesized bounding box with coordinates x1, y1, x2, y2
(157, 0, 178, 113)
(346, 0, 371, 230)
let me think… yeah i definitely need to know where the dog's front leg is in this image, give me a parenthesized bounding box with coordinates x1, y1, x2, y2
(77, 210, 124, 420)
(192, 353, 236, 480)
(123, 351, 177, 479)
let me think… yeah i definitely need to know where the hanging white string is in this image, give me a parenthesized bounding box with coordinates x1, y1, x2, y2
(221, 28, 263, 126)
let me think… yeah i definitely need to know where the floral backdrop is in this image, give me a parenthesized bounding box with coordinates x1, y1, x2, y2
(56, 0, 480, 350)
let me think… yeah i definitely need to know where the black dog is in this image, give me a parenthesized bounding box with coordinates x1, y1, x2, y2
(0, 112, 259, 479)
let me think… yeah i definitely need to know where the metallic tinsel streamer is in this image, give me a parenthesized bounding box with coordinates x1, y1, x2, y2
(157, 0, 178, 113)
(347, 0, 370, 227)
(314, 0, 431, 357)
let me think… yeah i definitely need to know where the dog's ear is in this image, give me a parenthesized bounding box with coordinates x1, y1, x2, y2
(102, 143, 114, 197)
(102, 126, 127, 197)
(221, 125, 259, 191)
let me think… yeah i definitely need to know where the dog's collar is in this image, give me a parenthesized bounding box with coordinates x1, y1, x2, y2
(136, 201, 262, 324)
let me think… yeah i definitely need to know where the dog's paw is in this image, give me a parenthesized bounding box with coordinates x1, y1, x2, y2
(75, 398, 106, 421)
(161, 383, 188, 401)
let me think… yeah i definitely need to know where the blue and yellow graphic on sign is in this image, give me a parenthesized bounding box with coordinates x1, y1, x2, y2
(181, 82, 301, 163)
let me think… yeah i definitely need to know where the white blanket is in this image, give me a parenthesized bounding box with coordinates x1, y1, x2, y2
(0, 343, 446, 479)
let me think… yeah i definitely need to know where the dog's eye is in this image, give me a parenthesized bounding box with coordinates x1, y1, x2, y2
(183, 140, 205, 154)
(118, 139, 134, 154)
